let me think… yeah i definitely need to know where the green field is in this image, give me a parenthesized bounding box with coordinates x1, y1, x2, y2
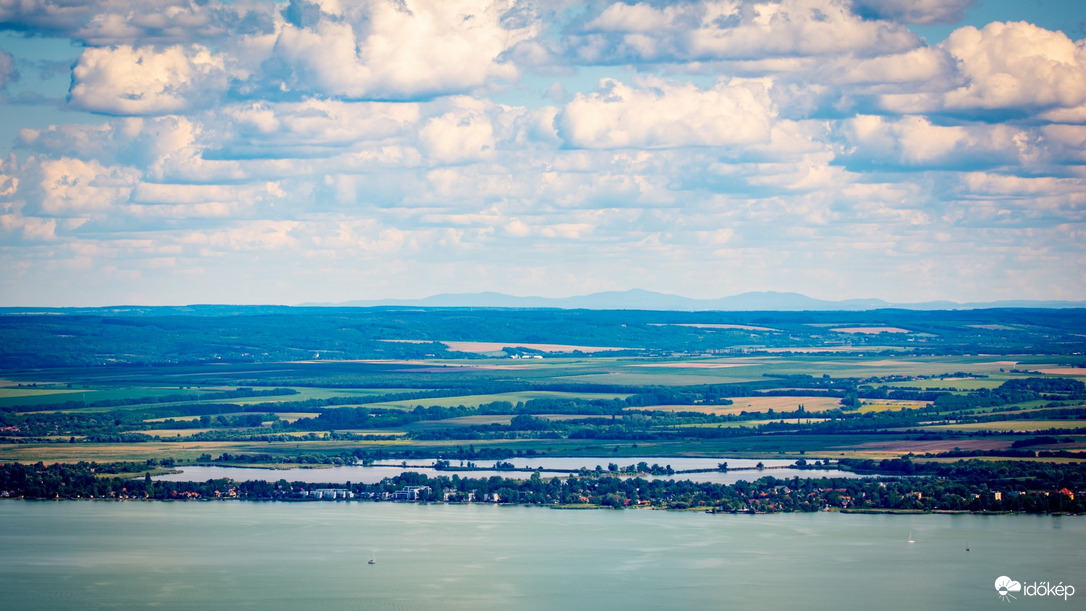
(0, 387, 87, 400)
(676, 418, 831, 429)
(0, 385, 403, 412)
(881, 378, 1009, 391)
(921, 420, 1086, 433)
(0, 386, 208, 409)
(361, 390, 631, 410)
(210, 387, 398, 405)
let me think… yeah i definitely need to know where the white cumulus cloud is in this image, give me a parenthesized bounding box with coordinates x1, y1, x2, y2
(70, 44, 228, 114)
(881, 21, 1086, 113)
(942, 21, 1086, 110)
(419, 105, 497, 163)
(838, 114, 1051, 169)
(37, 157, 140, 216)
(557, 78, 775, 149)
(213, 99, 422, 157)
(571, 0, 921, 63)
(267, 0, 535, 100)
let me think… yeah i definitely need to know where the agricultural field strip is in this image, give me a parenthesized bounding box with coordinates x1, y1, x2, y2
(0, 386, 230, 409)
(639, 396, 844, 416)
(268, 412, 328, 423)
(880, 379, 1013, 390)
(646, 323, 780, 331)
(376, 339, 629, 354)
(676, 419, 830, 428)
(829, 327, 911, 333)
(552, 373, 766, 386)
(919, 421, 1086, 432)
(408, 415, 514, 427)
(857, 402, 929, 413)
(631, 361, 767, 369)
(144, 428, 214, 437)
(759, 346, 909, 353)
(0, 388, 87, 398)
(409, 413, 653, 430)
(4, 387, 416, 412)
(144, 415, 201, 422)
(1035, 368, 1086, 377)
(434, 341, 634, 354)
(360, 390, 632, 410)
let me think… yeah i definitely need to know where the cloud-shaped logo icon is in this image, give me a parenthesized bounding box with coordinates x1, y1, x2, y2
(995, 576, 1022, 601)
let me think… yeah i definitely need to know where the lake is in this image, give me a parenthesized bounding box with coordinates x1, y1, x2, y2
(154, 456, 866, 485)
(0, 501, 1080, 610)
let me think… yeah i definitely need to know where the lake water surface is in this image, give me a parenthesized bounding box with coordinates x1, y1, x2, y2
(154, 457, 865, 485)
(0, 501, 1080, 610)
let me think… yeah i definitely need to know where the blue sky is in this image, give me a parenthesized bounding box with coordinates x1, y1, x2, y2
(0, 0, 1084, 306)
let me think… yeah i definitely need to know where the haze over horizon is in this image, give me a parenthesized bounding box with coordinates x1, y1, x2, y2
(1, 0, 1085, 307)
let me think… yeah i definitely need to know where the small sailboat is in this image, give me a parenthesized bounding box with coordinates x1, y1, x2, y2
(368, 551, 377, 565)
(965, 543, 970, 552)
(907, 530, 915, 544)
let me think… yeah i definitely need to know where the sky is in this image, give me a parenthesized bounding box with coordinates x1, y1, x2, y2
(0, 0, 1085, 307)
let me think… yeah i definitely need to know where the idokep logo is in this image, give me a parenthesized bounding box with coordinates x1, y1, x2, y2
(995, 576, 1076, 602)
(995, 576, 1022, 601)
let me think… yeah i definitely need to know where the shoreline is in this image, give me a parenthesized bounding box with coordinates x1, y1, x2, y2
(3, 458, 1082, 515)
(1, 497, 1079, 517)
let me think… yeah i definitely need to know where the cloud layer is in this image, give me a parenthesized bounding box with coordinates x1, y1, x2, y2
(0, 0, 1083, 305)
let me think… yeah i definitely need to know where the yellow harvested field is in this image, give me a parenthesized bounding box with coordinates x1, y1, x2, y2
(830, 327, 910, 334)
(0, 441, 254, 463)
(679, 418, 829, 428)
(923, 420, 1086, 433)
(729, 396, 843, 413)
(148, 428, 213, 437)
(922, 456, 1086, 464)
(817, 359, 915, 367)
(536, 414, 608, 421)
(428, 415, 513, 426)
(858, 401, 929, 413)
(1035, 367, 1086, 377)
(144, 415, 201, 423)
(844, 438, 1012, 454)
(974, 360, 1021, 368)
(379, 339, 432, 344)
(272, 412, 319, 423)
(372, 341, 627, 354)
(631, 405, 733, 415)
(637, 395, 842, 415)
(649, 323, 779, 331)
(441, 341, 629, 353)
(761, 346, 904, 353)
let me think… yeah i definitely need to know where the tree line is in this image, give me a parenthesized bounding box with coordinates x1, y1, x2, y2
(2, 458, 1083, 514)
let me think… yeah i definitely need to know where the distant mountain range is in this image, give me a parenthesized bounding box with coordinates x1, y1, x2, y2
(301, 289, 1086, 311)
